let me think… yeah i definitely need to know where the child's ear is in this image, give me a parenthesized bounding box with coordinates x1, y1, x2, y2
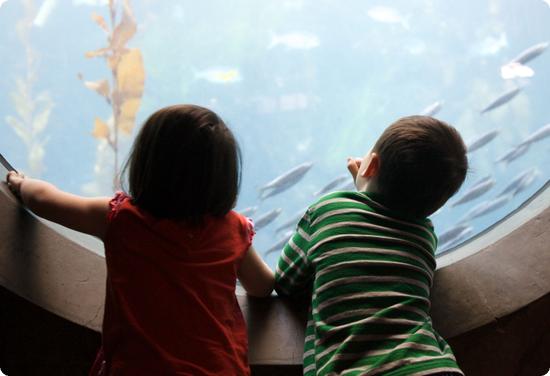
(360, 153, 380, 178)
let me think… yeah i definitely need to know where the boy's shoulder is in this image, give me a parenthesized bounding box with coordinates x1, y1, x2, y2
(306, 190, 371, 219)
(309, 190, 435, 232)
(312, 189, 374, 206)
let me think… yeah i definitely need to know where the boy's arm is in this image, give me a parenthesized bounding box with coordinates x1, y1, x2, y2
(238, 245, 275, 297)
(275, 213, 313, 297)
(6, 171, 110, 240)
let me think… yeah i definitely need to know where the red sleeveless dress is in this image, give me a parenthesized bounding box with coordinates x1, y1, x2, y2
(90, 192, 253, 375)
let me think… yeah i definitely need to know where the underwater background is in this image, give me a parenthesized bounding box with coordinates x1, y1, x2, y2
(1, 0, 549, 267)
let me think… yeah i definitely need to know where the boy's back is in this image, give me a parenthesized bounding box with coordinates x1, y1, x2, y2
(276, 116, 467, 375)
(276, 190, 463, 376)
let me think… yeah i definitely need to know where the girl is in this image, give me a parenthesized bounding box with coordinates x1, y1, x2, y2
(6, 104, 275, 375)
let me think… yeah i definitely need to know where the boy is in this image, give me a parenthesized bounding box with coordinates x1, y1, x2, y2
(275, 116, 468, 376)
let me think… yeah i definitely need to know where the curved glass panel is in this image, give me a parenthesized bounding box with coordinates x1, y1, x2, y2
(1, 0, 549, 269)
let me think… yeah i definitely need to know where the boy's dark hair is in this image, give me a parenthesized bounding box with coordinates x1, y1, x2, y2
(372, 115, 468, 218)
(122, 104, 241, 222)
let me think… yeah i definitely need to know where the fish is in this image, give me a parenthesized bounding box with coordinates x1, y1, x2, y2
(239, 206, 258, 217)
(500, 62, 535, 80)
(367, 6, 409, 29)
(195, 67, 242, 84)
(268, 32, 320, 50)
(519, 123, 550, 147)
(258, 184, 293, 201)
(495, 143, 530, 164)
(499, 168, 539, 196)
(451, 176, 495, 207)
(480, 87, 521, 114)
(33, 0, 58, 27)
(439, 226, 474, 252)
(466, 129, 500, 153)
(420, 101, 443, 117)
(313, 174, 350, 196)
(275, 208, 307, 233)
(500, 42, 548, 79)
(460, 194, 513, 222)
(259, 162, 313, 200)
(438, 223, 472, 245)
(510, 41, 549, 65)
(265, 230, 294, 255)
(513, 169, 540, 196)
(253, 208, 283, 231)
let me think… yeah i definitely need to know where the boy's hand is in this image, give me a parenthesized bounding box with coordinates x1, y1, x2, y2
(346, 157, 362, 180)
(6, 171, 25, 196)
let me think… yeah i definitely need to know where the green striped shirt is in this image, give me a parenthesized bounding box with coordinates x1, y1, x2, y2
(275, 191, 463, 376)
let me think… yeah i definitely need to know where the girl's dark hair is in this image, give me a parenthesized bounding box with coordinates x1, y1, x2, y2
(121, 104, 241, 222)
(372, 116, 468, 218)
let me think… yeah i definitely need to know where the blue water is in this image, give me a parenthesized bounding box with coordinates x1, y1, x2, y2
(1, 0, 549, 267)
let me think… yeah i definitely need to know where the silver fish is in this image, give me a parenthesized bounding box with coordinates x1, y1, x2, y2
(420, 101, 443, 117)
(451, 176, 495, 207)
(461, 194, 513, 222)
(510, 41, 549, 65)
(258, 184, 292, 201)
(495, 143, 530, 164)
(519, 123, 550, 147)
(439, 226, 474, 252)
(253, 208, 283, 230)
(513, 169, 540, 196)
(499, 168, 539, 196)
(259, 162, 313, 200)
(265, 230, 294, 255)
(239, 206, 258, 217)
(480, 87, 521, 114)
(275, 208, 307, 233)
(438, 223, 471, 245)
(466, 129, 500, 153)
(313, 174, 350, 196)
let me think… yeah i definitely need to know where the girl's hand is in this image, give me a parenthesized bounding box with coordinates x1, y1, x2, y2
(346, 157, 362, 180)
(6, 171, 25, 197)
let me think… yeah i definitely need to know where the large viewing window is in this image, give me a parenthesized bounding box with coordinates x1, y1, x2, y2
(1, 0, 548, 269)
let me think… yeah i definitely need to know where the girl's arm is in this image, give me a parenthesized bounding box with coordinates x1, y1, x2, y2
(6, 171, 110, 240)
(238, 245, 275, 297)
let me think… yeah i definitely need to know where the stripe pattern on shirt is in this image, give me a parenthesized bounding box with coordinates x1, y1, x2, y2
(275, 191, 463, 376)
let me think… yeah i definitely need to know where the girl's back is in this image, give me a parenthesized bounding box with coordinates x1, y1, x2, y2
(94, 192, 253, 375)
(6, 104, 275, 376)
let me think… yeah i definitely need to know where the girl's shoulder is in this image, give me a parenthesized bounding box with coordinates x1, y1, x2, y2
(223, 210, 256, 246)
(107, 191, 132, 222)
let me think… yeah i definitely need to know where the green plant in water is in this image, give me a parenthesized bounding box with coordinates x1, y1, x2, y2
(80, 0, 145, 190)
(5, 0, 54, 178)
